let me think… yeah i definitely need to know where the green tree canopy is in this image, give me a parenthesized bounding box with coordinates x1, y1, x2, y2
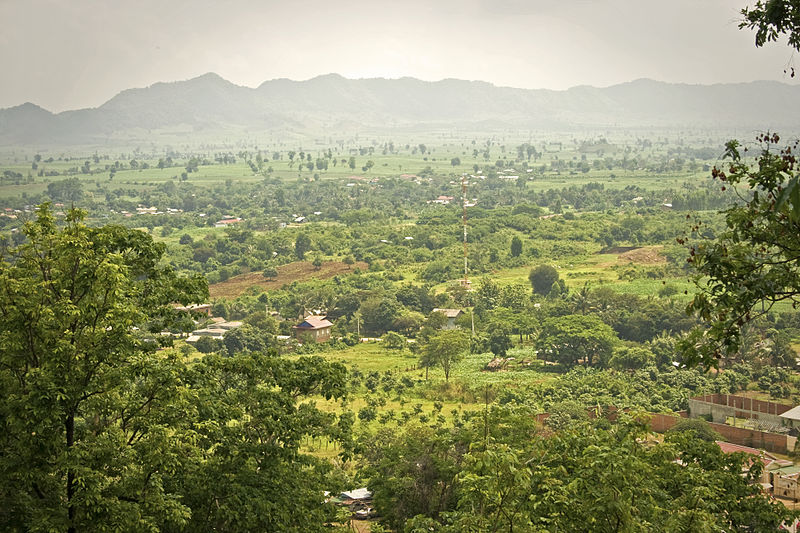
(667, 418, 722, 442)
(537, 314, 617, 368)
(0, 205, 207, 531)
(683, 136, 800, 367)
(609, 346, 656, 371)
(421, 329, 470, 382)
(0, 205, 351, 532)
(294, 232, 312, 260)
(741, 0, 800, 53)
(361, 409, 793, 532)
(528, 264, 560, 295)
(510, 235, 522, 257)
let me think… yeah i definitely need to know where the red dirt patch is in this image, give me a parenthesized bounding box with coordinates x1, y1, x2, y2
(618, 246, 666, 265)
(209, 260, 368, 299)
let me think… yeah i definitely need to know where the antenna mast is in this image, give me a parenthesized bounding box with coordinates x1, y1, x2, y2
(461, 174, 470, 289)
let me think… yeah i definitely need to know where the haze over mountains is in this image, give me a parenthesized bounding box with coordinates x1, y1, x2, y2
(1, 73, 798, 145)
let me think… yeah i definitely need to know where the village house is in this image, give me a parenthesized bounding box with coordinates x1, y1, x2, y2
(185, 320, 243, 344)
(293, 316, 333, 343)
(175, 303, 213, 317)
(779, 405, 800, 429)
(772, 465, 800, 501)
(432, 308, 463, 329)
(215, 217, 242, 227)
(715, 440, 792, 490)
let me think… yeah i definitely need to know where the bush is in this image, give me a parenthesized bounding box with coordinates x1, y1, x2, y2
(383, 331, 406, 350)
(667, 418, 721, 442)
(194, 336, 224, 354)
(358, 406, 378, 422)
(343, 333, 360, 346)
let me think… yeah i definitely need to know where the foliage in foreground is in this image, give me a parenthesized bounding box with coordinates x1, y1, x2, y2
(0, 205, 351, 532)
(360, 408, 794, 532)
(684, 134, 800, 367)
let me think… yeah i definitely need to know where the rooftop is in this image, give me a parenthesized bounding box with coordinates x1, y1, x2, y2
(779, 405, 800, 421)
(432, 308, 463, 318)
(294, 316, 333, 329)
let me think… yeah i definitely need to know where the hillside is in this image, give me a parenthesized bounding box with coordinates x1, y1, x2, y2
(1, 74, 799, 144)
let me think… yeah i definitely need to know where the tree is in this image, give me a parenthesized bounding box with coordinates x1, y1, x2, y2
(46, 177, 84, 203)
(528, 264, 560, 295)
(741, 0, 800, 54)
(683, 135, 800, 367)
(173, 352, 351, 532)
(450, 157, 461, 167)
(421, 329, 470, 382)
(488, 327, 513, 357)
(194, 335, 225, 353)
(383, 331, 406, 350)
(223, 323, 270, 355)
(362, 424, 462, 531)
(680, 3, 800, 367)
(0, 206, 355, 532)
(609, 346, 655, 371)
(262, 266, 278, 280)
(537, 314, 617, 368)
(667, 418, 722, 442)
(0, 205, 207, 532)
(360, 297, 401, 335)
(362, 408, 793, 533)
(510, 235, 522, 257)
(425, 310, 449, 331)
(243, 311, 278, 334)
(295, 232, 311, 260)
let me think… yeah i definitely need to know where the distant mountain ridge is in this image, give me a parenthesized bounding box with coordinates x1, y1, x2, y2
(1, 73, 798, 145)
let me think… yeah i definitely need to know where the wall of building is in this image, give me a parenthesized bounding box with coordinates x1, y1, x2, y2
(536, 406, 795, 454)
(688, 394, 792, 426)
(647, 412, 792, 454)
(773, 475, 800, 501)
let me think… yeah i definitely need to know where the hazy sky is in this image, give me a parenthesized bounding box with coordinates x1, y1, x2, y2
(1, 0, 795, 112)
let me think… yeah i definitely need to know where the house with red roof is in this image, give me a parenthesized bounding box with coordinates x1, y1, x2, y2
(293, 316, 333, 343)
(215, 217, 242, 227)
(715, 440, 792, 490)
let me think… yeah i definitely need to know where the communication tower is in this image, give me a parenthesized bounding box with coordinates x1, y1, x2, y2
(460, 174, 471, 289)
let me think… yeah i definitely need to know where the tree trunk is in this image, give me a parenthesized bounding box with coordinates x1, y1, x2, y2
(66, 413, 76, 533)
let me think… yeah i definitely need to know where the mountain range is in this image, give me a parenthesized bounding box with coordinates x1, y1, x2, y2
(1, 73, 798, 145)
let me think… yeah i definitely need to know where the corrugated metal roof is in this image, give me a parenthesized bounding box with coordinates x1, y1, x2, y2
(295, 316, 332, 329)
(432, 308, 462, 318)
(779, 405, 800, 421)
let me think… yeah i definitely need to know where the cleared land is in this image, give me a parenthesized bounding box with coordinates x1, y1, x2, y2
(209, 260, 368, 298)
(618, 245, 666, 265)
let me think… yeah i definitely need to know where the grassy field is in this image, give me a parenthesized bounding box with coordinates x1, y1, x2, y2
(0, 140, 718, 203)
(301, 343, 557, 461)
(431, 245, 696, 303)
